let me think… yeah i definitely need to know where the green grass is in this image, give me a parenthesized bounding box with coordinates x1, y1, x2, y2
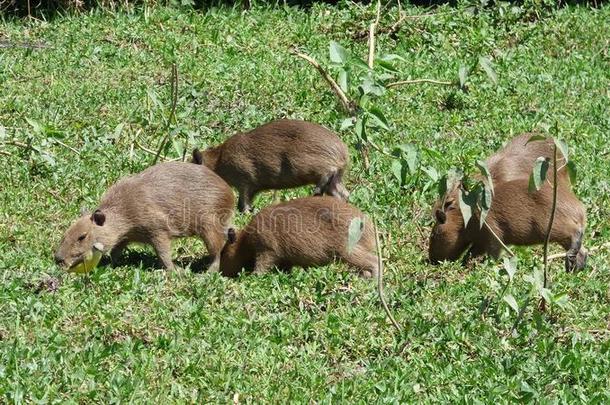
(1, 2, 609, 402)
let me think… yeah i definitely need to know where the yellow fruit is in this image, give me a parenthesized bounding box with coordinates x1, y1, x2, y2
(67, 243, 104, 274)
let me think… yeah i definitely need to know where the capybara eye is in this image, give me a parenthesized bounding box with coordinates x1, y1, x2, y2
(78, 234, 87, 241)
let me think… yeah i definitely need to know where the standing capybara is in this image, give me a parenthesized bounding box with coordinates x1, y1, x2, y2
(192, 119, 349, 212)
(429, 135, 587, 271)
(219, 196, 378, 278)
(54, 162, 234, 271)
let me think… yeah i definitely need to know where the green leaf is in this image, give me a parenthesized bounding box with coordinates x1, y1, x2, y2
(422, 166, 439, 182)
(367, 107, 390, 130)
(458, 65, 468, 88)
(340, 118, 355, 130)
(526, 134, 546, 144)
(329, 41, 348, 65)
(566, 161, 577, 184)
(458, 189, 474, 228)
(399, 144, 419, 173)
(503, 256, 518, 281)
(355, 116, 366, 141)
(540, 288, 552, 304)
(391, 159, 403, 185)
(338, 69, 349, 93)
(528, 156, 550, 192)
(376, 59, 399, 73)
(347, 217, 364, 253)
(503, 294, 519, 313)
(26, 117, 43, 135)
(479, 184, 492, 229)
(478, 56, 497, 85)
(476, 160, 494, 195)
(378, 54, 405, 62)
(446, 168, 463, 193)
(553, 292, 569, 308)
(553, 138, 569, 162)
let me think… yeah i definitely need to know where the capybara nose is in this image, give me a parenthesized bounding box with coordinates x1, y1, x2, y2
(54, 254, 65, 266)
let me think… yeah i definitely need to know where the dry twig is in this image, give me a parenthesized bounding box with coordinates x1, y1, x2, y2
(152, 63, 179, 165)
(387, 79, 453, 88)
(374, 221, 402, 333)
(289, 47, 357, 115)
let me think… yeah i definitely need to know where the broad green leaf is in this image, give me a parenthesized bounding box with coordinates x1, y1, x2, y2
(422, 147, 443, 159)
(566, 161, 577, 184)
(360, 76, 385, 97)
(458, 189, 473, 227)
(352, 57, 370, 70)
(479, 56, 497, 85)
(376, 59, 399, 73)
(458, 65, 468, 88)
(379, 54, 405, 62)
(476, 160, 494, 195)
(503, 256, 518, 281)
(503, 294, 519, 313)
(479, 184, 492, 229)
(367, 107, 390, 130)
(528, 156, 550, 192)
(400, 144, 419, 173)
(338, 69, 349, 93)
(347, 217, 364, 253)
(446, 168, 463, 193)
(526, 134, 546, 144)
(391, 160, 403, 185)
(423, 166, 439, 182)
(553, 292, 569, 308)
(355, 116, 366, 141)
(329, 41, 348, 65)
(540, 288, 552, 304)
(172, 138, 184, 157)
(340, 118, 355, 130)
(553, 138, 569, 162)
(26, 117, 43, 135)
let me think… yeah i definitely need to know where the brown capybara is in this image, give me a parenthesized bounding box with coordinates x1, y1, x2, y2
(429, 134, 586, 271)
(192, 119, 349, 212)
(54, 162, 234, 272)
(218, 196, 378, 278)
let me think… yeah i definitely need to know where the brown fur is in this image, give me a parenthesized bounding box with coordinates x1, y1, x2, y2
(192, 119, 350, 212)
(219, 196, 378, 278)
(54, 162, 234, 271)
(429, 134, 587, 271)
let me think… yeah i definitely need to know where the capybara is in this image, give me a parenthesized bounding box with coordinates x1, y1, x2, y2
(192, 119, 349, 212)
(54, 162, 234, 271)
(429, 135, 586, 271)
(219, 196, 378, 278)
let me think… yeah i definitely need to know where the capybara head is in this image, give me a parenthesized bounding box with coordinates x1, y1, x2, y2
(54, 209, 107, 269)
(219, 227, 254, 277)
(428, 191, 471, 264)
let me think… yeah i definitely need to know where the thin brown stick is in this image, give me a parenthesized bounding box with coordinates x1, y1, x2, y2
(152, 63, 178, 165)
(543, 145, 558, 289)
(290, 48, 357, 115)
(0, 150, 11, 156)
(374, 221, 401, 333)
(52, 139, 81, 155)
(367, 0, 381, 69)
(547, 241, 610, 261)
(387, 79, 453, 88)
(483, 220, 515, 257)
(135, 139, 169, 161)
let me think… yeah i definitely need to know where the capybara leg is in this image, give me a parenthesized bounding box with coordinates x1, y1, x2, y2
(201, 229, 224, 273)
(332, 182, 350, 201)
(238, 189, 254, 213)
(325, 170, 349, 200)
(151, 235, 174, 270)
(110, 240, 129, 266)
(313, 173, 332, 196)
(564, 229, 584, 272)
(345, 249, 379, 279)
(253, 252, 277, 275)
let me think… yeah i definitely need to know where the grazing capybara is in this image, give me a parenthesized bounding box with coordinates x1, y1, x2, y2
(192, 119, 349, 212)
(54, 162, 234, 272)
(219, 196, 378, 278)
(429, 135, 587, 271)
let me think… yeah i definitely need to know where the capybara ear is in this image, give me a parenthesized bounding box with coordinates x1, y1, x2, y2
(227, 228, 236, 244)
(91, 209, 106, 226)
(80, 206, 91, 216)
(192, 148, 203, 165)
(435, 209, 447, 224)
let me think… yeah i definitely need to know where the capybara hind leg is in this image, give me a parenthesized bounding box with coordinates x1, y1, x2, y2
(110, 240, 129, 266)
(564, 229, 585, 272)
(201, 228, 225, 273)
(253, 252, 278, 275)
(238, 188, 254, 213)
(345, 249, 378, 279)
(151, 234, 174, 270)
(313, 173, 332, 196)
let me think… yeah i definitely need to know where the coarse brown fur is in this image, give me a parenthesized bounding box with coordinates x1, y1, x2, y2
(219, 196, 378, 278)
(429, 134, 587, 271)
(192, 119, 350, 212)
(55, 162, 234, 271)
